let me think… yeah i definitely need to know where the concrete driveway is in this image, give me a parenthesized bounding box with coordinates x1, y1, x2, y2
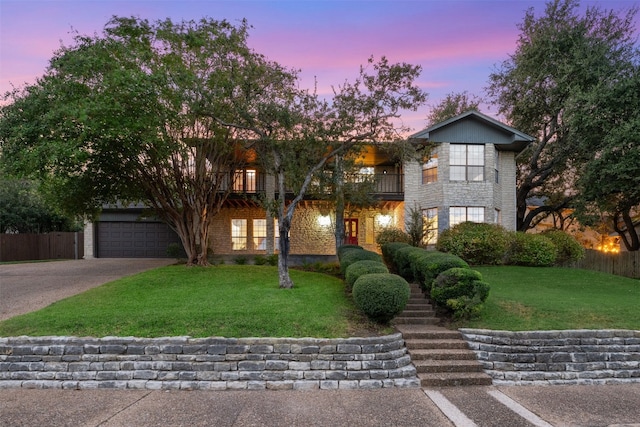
(0, 258, 175, 321)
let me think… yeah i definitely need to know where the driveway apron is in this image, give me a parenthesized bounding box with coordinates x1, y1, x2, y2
(0, 258, 175, 321)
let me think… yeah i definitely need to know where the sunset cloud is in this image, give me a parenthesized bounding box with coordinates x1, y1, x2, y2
(1, 0, 635, 127)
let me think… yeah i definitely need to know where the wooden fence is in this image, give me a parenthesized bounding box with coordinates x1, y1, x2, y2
(0, 232, 84, 262)
(568, 249, 640, 279)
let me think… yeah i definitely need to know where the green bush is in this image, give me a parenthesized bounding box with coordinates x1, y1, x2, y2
(412, 251, 469, 292)
(254, 255, 268, 265)
(337, 244, 364, 259)
(339, 249, 382, 275)
(352, 273, 410, 323)
(375, 227, 410, 248)
(234, 256, 248, 265)
(380, 242, 411, 272)
(541, 230, 585, 264)
(507, 232, 557, 267)
(393, 246, 426, 282)
(436, 221, 509, 265)
(344, 260, 389, 291)
(430, 267, 490, 319)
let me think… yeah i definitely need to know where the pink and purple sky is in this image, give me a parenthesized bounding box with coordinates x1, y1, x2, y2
(1, 0, 638, 132)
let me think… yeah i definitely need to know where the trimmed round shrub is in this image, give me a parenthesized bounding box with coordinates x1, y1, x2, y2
(375, 227, 410, 248)
(380, 242, 411, 272)
(412, 251, 469, 292)
(339, 249, 382, 274)
(436, 221, 509, 265)
(431, 267, 490, 319)
(507, 232, 557, 267)
(393, 246, 426, 282)
(345, 260, 389, 291)
(337, 244, 363, 259)
(352, 273, 410, 323)
(541, 230, 585, 264)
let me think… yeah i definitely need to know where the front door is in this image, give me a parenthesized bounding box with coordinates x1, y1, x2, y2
(344, 219, 358, 245)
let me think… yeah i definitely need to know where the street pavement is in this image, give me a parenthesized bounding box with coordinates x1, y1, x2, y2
(2, 384, 640, 426)
(2, 260, 640, 426)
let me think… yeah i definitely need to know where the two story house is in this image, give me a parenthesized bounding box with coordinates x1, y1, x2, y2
(84, 110, 532, 260)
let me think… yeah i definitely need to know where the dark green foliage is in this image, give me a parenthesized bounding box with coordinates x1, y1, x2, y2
(166, 243, 186, 259)
(380, 242, 411, 271)
(507, 232, 557, 267)
(541, 230, 585, 264)
(412, 251, 469, 292)
(344, 260, 389, 291)
(375, 227, 410, 249)
(431, 267, 490, 319)
(393, 246, 426, 282)
(0, 178, 79, 233)
(352, 273, 410, 323)
(234, 256, 248, 265)
(436, 222, 509, 265)
(339, 249, 382, 275)
(337, 244, 364, 259)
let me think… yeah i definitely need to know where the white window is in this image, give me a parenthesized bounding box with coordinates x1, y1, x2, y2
(423, 208, 438, 245)
(253, 219, 267, 250)
(231, 219, 247, 250)
(422, 154, 438, 184)
(450, 207, 485, 227)
(450, 144, 484, 181)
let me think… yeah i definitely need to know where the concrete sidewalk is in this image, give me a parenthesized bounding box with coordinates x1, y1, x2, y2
(2, 384, 640, 426)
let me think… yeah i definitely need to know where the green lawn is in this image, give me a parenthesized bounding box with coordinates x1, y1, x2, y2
(0, 265, 383, 338)
(460, 266, 640, 331)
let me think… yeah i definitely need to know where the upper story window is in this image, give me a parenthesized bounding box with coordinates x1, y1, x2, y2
(233, 169, 257, 193)
(450, 144, 484, 181)
(422, 154, 438, 184)
(495, 150, 500, 184)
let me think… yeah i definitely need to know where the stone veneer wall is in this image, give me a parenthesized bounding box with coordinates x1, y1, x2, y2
(0, 333, 419, 390)
(460, 329, 640, 386)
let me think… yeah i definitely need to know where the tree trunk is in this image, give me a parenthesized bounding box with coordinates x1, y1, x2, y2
(334, 156, 346, 254)
(614, 210, 640, 252)
(276, 168, 295, 288)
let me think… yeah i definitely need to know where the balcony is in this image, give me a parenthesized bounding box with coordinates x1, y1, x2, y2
(227, 171, 404, 200)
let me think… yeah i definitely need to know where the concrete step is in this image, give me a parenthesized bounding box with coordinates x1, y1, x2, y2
(393, 317, 439, 325)
(399, 310, 436, 318)
(413, 359, 485, 373)
(396, 325, 461, 340)
(419, 372, 493, 387)
(409, 349, 478, 361)
(405, 339, 470, 350)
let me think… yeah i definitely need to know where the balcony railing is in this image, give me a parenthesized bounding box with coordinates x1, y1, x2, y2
(226, 172, 403, 198)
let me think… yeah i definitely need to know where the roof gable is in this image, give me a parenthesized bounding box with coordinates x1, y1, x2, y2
(410, 110, 534, 152)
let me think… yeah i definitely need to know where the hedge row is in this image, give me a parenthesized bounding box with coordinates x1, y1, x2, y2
(436, 222, 585, 266)
(337, 246, 409, 324)
(381, 243, 489, 319)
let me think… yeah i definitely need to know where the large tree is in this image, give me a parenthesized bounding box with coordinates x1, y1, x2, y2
(570, 64, 640, 251)
(487, 0, 638, 231)
(427, 91, 482, 125)
(251, 57, 426, 288)
(0, 17, 296, 265)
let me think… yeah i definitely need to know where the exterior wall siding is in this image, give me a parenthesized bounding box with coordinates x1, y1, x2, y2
(207, 203, 403, 256)
(404, 142, 519, 234)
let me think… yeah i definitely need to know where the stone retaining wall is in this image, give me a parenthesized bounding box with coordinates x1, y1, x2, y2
(0, 333, 419, 390)
(460, 329, 640, 386)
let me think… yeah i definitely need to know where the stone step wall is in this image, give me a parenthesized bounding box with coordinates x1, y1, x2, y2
(0, 333, 419, 390)
(460, 329, 640, 386)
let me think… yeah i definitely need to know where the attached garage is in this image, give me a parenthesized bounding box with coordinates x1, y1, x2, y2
(97, 221, 182, 258)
